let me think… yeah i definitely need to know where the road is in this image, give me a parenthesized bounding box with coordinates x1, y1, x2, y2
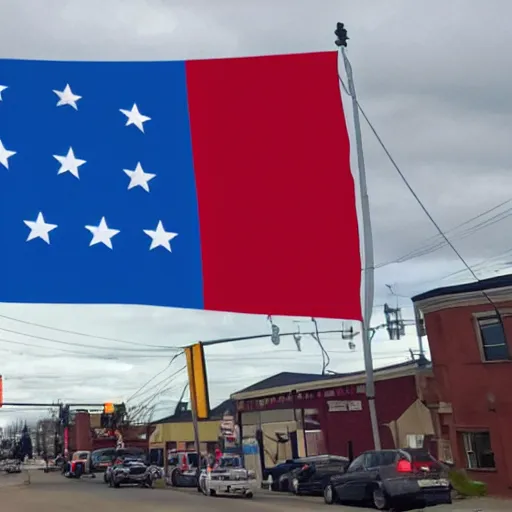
(1, 471, 510, 511)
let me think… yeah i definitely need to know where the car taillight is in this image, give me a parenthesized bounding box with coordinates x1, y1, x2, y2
(301, 464, 309, 470)
(396, 459, 412, 472)
(181, 455, 188, 471)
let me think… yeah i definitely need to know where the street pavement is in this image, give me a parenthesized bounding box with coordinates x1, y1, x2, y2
(0, 471, 510, 511)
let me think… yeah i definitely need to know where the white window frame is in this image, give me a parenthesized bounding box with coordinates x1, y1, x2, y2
(461, 431, 494, 469)
(473, 311, 511, 363)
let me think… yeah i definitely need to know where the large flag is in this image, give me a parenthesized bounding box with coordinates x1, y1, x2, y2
(0, 51, 361, 320)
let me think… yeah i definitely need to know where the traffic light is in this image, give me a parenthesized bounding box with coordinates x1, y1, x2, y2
(114, 402, 126, 418)
(59, 405, 70, 426)
(334, 22, 349, 47)
(104, 402, 114, 415)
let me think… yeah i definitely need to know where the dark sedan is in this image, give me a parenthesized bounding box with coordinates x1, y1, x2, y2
(264, 455, 348, 492)
(323, 449, 451, 510)
(290, 456, 350, 496)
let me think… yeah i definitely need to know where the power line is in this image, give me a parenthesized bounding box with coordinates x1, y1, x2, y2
(411, 247, 512, 290)
(0, 335, 170, 360)
(0, 325, 179, 353)
(390, 208, 512, 265)
(129, 378, 186, 423)
(0, 336, 107, 357)
(340, 73, 505, 323)
(375, 200, 512, 268)
(128, 366, 187, 404)
(126, 352, 184, 402)
(0, 312, 180, 349)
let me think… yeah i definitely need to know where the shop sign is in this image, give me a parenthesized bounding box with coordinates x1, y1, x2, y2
(237, 384, 366, 411)
(327, 400, 362, 412)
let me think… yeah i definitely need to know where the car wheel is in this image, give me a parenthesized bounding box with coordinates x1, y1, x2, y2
(372, 487, 388, 510)
(324, 483, 336, 505)
(245, 491, 253, 499)
(278, 474, 289, 492)
(209, 489, 217, 497)
(170, 468, 179, 487)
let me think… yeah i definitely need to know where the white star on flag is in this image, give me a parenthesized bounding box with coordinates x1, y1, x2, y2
(53, 84, 82, 110)
(144, 221, 178, 252)
(0, 139, 16, 170)
(53, 147, 86, 179)
(85, 217, 120, 250)
(123, 162, 156, 192)
(23, 212, 58, 244)
(0, 85, 7, 101)
(120, 103, 151, 133)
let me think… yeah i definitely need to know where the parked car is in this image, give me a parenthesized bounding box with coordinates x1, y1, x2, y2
(264, 455, 346, 492)
(167, 451, 204, 487)
(199, 455, 257, 498)
(289, 456, 350, 496)
(91, 449, 117, 473)
(1, 459, 21, 473)
(104, 453, 145, 484)
(403, 448, 442, 472)
(323, 449, 451, 510)
(64, 451, 96, 479)
(108, 458, 156, 488)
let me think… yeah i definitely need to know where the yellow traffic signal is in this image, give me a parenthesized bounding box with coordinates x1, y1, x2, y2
(185, 343, 210, 420)
(104, 402, 115, 414)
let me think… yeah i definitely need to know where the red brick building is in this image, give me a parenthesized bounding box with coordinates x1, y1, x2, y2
(413, 274, 512, 496)
(69, 411, 151, 453)
(231, 361, 438, 470)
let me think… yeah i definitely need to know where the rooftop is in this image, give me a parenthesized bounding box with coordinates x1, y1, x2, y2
(151, 398, 235, 425)
(231, 359, 430, 400)
(412, 273, 512, 303)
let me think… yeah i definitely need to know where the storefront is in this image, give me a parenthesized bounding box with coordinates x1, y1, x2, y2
(232, 361, 438, 469)
(149, 399, 236, 469)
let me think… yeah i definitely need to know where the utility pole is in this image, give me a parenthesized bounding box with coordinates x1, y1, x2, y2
(336, 22, 381, 450)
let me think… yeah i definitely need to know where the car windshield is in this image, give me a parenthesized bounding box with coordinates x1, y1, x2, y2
(219, 457, 241, 468)
(187, 453, 198, 467)
(92, 450, 115, 462)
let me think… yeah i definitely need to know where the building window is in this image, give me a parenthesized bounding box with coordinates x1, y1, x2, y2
(461, 431, 495, 469)
(406, 434, 425, 449)
(477, 317, 510, 361)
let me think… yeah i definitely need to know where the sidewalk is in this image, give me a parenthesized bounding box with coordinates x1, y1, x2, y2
(449, 496, 512, 511)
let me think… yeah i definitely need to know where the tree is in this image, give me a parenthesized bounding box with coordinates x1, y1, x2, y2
(19, 423, 33, 460)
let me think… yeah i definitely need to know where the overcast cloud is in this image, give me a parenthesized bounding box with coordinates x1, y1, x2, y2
(1, 0, 510, 426)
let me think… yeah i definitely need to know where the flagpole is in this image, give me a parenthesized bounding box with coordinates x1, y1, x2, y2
(336, 24, 381, 450)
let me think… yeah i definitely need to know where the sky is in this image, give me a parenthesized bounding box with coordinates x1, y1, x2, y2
(1, 0, 511, 427)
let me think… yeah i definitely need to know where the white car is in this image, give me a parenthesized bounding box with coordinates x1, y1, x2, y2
(199, 455, 257, 499)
